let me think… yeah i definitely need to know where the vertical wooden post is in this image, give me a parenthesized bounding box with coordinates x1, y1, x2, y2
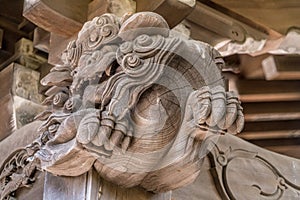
(43, 170, 171, 200)
(43, 169, 101, 200)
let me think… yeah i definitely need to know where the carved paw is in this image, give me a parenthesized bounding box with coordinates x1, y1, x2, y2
(76, 111, 132, 153)
(186, 85, 244, 135)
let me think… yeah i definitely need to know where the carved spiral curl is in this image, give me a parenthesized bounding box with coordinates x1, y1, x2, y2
(133, 35, 165, 58)
(100, 25, 115, 37)
(86, 24, 119, 51)
(122, 54, 142, 68)
(48, 124, 59, 135)
(63, 40, 82, 69)
(64, 96, 82, 112)
(75, 14, 120, 53)
(95, 14, 118, 27)
(119, 42, 133, 55)
(53, 92, 69, 107)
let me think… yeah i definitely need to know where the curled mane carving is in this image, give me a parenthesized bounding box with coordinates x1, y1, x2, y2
(8, 12, 245, 193)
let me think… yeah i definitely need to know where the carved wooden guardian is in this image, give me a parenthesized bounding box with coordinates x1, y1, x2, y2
(1, 12, 300, 200)
(37, 11, 244, 191)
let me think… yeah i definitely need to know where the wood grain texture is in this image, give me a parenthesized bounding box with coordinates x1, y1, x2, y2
(136, 0, 196, 28)
(23, 0, 89, 36)
(1, 11, 300, 200)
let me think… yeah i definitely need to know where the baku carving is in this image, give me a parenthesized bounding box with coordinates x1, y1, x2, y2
(34, 11, 244, 191)
(0, 12, 247, 198)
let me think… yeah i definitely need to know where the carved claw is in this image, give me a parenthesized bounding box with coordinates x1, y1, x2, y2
(205, 85, 227, 127)
(185, 85, 244, 137)
(79, 111, 133, 153)
(228, 98, 244, 134)
(77, 112, 101, 144)
(191, 86, 211, 124)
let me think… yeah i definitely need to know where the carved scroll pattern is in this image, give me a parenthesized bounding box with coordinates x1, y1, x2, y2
(1, 11, 246, 197)
(208, 143, 300, 200)
(0, 143, 40, 200)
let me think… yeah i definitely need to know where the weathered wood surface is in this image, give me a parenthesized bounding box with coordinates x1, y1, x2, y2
(0, 121, 42, 165)
(15, 172, 45, 200)
(262, 55, 300, 80)
(99, 179, 171, 200)
(136, 0, 196, 28)
(0, 38, 47, 70)
(234, 79, 300, 102)
(33, 27, 50, 53)
(228, 76, 300, 158)
(1, 11, 300, 200)
(0, 121, 45, 200)
(242, 101, 300, 122)
(48, 33, 77, 65)
(43, 170, 100, 200)
(0, 63, 44, 141)
(187, 1, 269, 43)
(210, 0, 300, 34)
(173, 133, 300, 199)
(0, 0, 36, 68)
(23, 0, 90, 37)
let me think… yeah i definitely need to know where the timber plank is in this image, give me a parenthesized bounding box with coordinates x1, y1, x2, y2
(262, 55, 300, 80)
(23, 0, 90, 36)
(235, 80, 300, 102)
(243, 101, 300, 121)
(136, 0, 196, 28)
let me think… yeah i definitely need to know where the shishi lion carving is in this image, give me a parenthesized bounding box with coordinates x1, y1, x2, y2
(0, 12, 244, 197)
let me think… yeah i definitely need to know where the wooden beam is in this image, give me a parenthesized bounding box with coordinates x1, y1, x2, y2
(48, 33, 77, 65)
(266, 145, 300, 159)
(0, 63, 45, 141)
(262, 55, 300, 80)
(210, 0, 300, 34)
(0, 16, 30, 39)
(23, 0, 90, 36)
(184, 20, 227, 46)
(187, 1, 268, 43)
(239, 120, 300, 144)
(136, 0, 196, 28)
(242, 120, 300, 133)
(240, 130, 300, 140)
(250, 138, 300, 150)
(238, 54, 268, 79)
(0, 38, 47, 70)
(87, 0, 110, 20)
(33, 27, 50, 53)
(235, 80, 300, 102)
(243, 101, 300, 122)
(0, 15, 33, 67)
